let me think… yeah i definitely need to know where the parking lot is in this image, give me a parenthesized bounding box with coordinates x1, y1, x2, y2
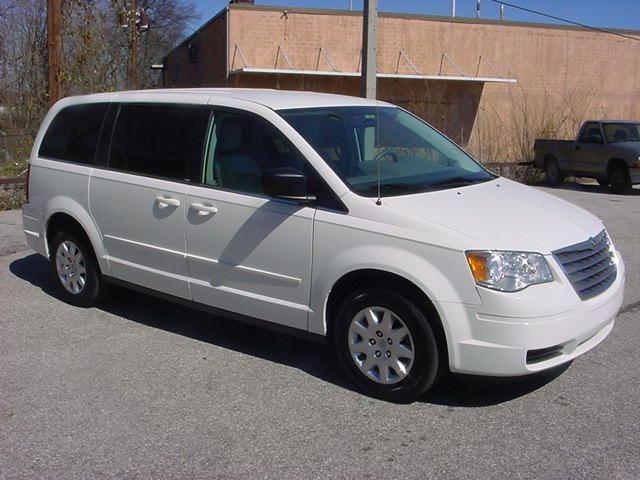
(1, 183, 639, 479)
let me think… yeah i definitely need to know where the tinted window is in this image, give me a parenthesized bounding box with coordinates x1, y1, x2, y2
(109, 104, 210, 181)
(603, 122, 640, 143)
(580, 123, 603, 144)
(203, 112, 305, 195)
(39, 103, 108, 163)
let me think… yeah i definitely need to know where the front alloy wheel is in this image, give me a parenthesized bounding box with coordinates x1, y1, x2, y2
(334, 288, 441, 403)
(348, 306, 415, 384)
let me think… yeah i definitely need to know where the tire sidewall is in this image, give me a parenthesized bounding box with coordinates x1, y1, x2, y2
(545, 158, 563, 185)
(334, 289, 439, 402)
(609, 166, 631, 194)
(49, 230, 103, 307)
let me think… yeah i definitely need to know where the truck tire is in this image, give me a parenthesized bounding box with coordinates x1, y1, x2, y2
(609, 165, 632, 194)
(545, 158, 565, 185)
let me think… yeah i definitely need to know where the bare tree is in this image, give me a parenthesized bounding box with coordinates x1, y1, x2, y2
(0, 0, 197, 134)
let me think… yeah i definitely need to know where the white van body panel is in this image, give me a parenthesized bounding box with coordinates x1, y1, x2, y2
(382, 178, 604, 253)
(90, 169, 191, 299)
(23, 88, 624, 378)
(185, 184, 314, 330)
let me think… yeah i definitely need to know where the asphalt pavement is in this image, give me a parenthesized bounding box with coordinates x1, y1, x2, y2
(1, 183, 638, 479)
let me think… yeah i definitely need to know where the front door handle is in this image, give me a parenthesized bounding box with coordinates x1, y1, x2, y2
(155, 195, 180, 208)
(190, 203, 218, 216)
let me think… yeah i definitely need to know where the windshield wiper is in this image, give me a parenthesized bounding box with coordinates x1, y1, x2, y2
(355, 183, 424, 196)
(426, 176, 485, 188)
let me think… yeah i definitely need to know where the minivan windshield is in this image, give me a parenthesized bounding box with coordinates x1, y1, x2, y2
(279, 106, 495, 197)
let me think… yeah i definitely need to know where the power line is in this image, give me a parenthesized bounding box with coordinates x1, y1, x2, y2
(492, 0, 640, 43)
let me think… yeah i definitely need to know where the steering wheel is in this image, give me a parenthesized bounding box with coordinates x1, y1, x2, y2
(371, 150, 398, 163)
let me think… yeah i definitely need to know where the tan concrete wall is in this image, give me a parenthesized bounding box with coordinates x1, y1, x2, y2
(166, 5, 640, 162)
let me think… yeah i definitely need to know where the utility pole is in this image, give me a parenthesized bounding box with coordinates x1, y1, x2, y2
(128, 0, 138, 90)
(119, 1, 149, 90)
(47, 0, 62, 105)
(360, 0, 377, 99)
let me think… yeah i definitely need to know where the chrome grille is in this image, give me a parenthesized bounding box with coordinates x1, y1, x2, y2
(553, 230, 617, 301)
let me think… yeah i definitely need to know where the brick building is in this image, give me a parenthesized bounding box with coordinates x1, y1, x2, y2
(162, 3, 640, 162)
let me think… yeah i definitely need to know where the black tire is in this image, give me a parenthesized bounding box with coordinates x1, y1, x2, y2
(608, 164, 632, 194)
(333, 288, 441, 403)
(49, 228, 107, 307)
(545, 157, 565, 185)
(597, 178, 609, 187)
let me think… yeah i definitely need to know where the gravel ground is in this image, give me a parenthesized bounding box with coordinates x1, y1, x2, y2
(0, 183, 638, 479)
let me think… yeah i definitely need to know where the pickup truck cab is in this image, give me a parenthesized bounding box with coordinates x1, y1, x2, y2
(534, 120, 640, 193)
(23, 89, 625, 402)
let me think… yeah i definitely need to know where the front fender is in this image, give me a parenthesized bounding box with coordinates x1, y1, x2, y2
(308, 241, 482, 337)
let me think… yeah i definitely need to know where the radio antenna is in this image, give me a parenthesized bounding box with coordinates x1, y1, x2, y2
(375, 100, 382, 206)
(376, 158, 382, 205)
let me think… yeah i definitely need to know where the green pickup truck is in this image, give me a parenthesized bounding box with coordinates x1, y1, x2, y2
(534, 120, 640, 193)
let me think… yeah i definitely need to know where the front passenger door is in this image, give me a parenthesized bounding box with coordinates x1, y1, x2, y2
(185, 110, 315, 330)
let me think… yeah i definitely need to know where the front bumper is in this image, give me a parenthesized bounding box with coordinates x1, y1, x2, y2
(442, 251, 625, 376)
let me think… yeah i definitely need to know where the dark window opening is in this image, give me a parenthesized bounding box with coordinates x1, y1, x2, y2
(109, 104, 210, 182)
(39, 103, 109, 164)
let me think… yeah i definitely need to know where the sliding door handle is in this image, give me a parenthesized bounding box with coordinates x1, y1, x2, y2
(155, 195, 180, 208)
(190, 203, 218, 216)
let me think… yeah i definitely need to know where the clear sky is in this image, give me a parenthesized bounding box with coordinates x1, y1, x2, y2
(190, 0, 640, 31)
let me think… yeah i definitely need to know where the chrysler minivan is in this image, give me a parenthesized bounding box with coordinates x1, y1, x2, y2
(23, 89, 624, 402)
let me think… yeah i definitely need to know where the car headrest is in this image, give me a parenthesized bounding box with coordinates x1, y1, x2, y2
(614, 129, 628, 141)
(219, 119, 243, 151)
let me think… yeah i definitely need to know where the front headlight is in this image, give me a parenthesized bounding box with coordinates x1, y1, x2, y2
(465, 251, 553, 292)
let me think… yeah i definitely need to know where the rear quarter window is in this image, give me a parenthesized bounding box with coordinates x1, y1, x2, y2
(39, 103, 109, 164)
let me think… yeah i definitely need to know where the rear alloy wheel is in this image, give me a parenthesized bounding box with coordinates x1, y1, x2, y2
(609, 165, 632, 194)
(334, 289, 440, 403)
(545, 158, 565, 185)
(50, 229, 107, 307)
(56, 240, 87, 295)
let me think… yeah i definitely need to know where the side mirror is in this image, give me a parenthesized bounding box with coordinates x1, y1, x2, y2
(262, 167, 309, 200)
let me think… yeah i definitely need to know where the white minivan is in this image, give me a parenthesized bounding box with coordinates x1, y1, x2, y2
(23, 89, 624, 402)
